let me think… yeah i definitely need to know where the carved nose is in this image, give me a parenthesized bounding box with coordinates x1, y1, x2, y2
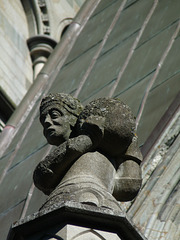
(44, 114, 52, 127)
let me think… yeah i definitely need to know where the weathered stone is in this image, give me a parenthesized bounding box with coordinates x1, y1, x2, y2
(33, 93, 142, 211)
(7, 202, 146, 240)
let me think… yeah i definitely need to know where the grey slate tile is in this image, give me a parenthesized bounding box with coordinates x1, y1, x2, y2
(137, 0, 180, 47)
(49, 43, 100, 95)
(0, 147, 47, 213)
(82, 80, 115, 105)
(65, 0, 122, 64)
(137, 72, 180, 145)
(153, 36, 180, 87)
(78, 33, 137, 101)
(8, 121, 47, 167)
(116, 73, 153, 117)
(0, 150, 14, 178)
(102, 0, 154, 54)
(24, 186, 47, 216)
(0, 201, 24, 240)
(91, 0, 118, 17)
(114, 23, 178, 95)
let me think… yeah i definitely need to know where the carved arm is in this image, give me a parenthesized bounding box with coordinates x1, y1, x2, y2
(33, 135, 94, 195)
(33, 116, 105, 195)
(113, 136, 143, 201)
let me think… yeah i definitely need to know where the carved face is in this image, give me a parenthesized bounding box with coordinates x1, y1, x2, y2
(40, 108, 72, 146)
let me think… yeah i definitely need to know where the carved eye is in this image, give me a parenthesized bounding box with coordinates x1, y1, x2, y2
(50, 110, 62, 119)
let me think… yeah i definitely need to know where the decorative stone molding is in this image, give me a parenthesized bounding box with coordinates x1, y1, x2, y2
(21, 0, 50, 36)
(37, 0, 51, 35)
(27, 35, 57, 78)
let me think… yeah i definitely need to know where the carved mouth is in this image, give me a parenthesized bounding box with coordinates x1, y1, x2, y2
(45, 128, 55, 137)
(47, 127, 54, 131)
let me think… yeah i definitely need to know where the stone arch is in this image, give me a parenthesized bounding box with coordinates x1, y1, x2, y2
(20, 0, 50, 37)
(58, 18, 73, 40)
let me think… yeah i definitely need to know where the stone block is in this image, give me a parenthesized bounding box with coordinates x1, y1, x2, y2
(57, 224, 121, 239)
(7, 202, 146, 240)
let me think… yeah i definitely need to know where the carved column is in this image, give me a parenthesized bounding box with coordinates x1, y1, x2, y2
(27, 35, 57, 79)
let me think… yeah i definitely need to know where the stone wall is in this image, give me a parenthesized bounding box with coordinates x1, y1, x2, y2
(0, 0, 33, 106)
(0, 0, 85, 112)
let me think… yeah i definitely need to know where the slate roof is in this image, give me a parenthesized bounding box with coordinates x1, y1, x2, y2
(0, 0, 180, 239)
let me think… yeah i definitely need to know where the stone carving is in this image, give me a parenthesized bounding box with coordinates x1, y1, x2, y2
(33, 93, 142, 211)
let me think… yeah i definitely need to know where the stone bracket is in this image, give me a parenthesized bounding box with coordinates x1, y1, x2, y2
(8, 201, 146, 240)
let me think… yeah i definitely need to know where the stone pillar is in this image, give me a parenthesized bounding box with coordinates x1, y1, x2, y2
(7, 202, 146, 240)
(27, 35, 57, 79)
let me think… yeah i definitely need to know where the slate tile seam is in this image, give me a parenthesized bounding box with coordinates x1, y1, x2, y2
(135, 18, 180, 51)
(7, 143, 48, 172)
(0, 199, 25, 217)
(0, 102, 40, 186)
(91, 0, 118, 18)
(63, 40, 102, 67)
(99, 29, 140, 59)
(114, 70, 156, 98)
(149, 70, 180, 92)
(124, 0, 139, 10)
(81, 79, 116, 103)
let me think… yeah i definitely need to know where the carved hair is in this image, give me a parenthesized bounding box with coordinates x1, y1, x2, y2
(40, 93, 83, 118)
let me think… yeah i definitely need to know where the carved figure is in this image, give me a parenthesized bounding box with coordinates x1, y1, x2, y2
(33, 93, 142, 211)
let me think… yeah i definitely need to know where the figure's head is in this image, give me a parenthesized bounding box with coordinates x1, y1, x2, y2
(39, 93, 83, 146)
